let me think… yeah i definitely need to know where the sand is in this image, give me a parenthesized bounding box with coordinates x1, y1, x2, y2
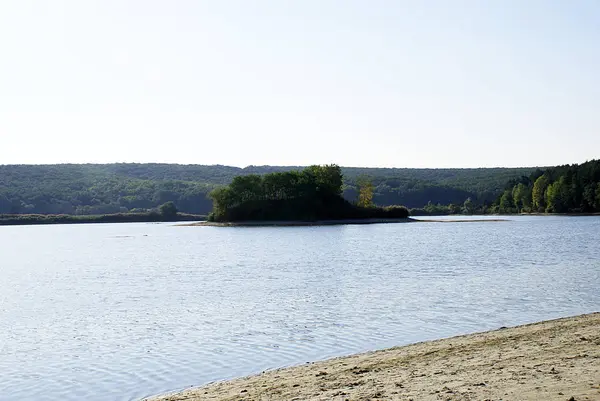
(147, 313, 600, 401)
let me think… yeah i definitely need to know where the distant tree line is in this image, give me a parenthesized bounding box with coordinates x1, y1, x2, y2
(491, 159, 600, 214)
(408, 197, 490, 216)
(0, 163, 536, 215)
(208, 165, 409, 222)
(0, 200, 206, 226)
(0, 165, 213, 215)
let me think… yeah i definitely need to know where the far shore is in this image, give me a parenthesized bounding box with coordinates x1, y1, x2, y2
(181, 217, 508, 227)
(522, 212, 600, 216)
(0, 212, 206, 226)
(3, 213, 596, 228)
(146, 312, 600, 401)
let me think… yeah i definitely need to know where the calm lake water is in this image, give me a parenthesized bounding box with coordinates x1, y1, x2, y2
(1, 216, 599, 401)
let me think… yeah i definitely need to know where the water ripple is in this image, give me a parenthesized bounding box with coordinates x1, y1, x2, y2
(0, 217, 599, 401)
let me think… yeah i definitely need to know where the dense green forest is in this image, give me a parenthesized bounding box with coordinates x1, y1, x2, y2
(491, 159, 600, 213)
(0, 163, 536, 215)
(209, 165, 409, 221)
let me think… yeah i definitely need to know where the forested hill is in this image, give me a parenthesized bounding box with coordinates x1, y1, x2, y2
(492, 159, 600, 213)
(0, 163, 536, 215)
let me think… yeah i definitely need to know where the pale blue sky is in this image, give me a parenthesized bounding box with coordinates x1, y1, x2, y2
(1, 0, 598, 167)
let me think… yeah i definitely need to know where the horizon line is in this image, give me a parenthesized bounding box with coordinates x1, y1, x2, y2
(0, 161, 560, 170)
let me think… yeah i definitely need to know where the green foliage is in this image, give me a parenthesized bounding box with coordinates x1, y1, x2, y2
(414, 201, 453, 215)
(0, 164, 214, 215)
(498, 189, 515, 213)
(409, 199, 489, 216)
(357, 176, 374, 208)
(208, 165, 409, 222)
(341, 166, 536, 208)
(159, 201, 178, 218)
(512, 183, 532, 212)
(0, 163, 537, 216)
(306, 164, 344, 196)
(493, 159, 600, 214)
(545, 177, 569, 213)
(532, 174, 550, 212)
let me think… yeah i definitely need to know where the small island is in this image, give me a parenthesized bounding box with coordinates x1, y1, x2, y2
(204, 164, 410, 225)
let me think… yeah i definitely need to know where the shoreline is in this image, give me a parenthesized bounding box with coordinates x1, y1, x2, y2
(2, 213, 595, 227)
(146, 312, 600, 401)
(182, 217, 509, 227)
(182, 218, 416, 227)
(0, 213, 206, 226)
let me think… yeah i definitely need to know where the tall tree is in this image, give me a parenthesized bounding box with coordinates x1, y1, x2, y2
(512, 183, 532, 213)
(545, 177, 568, 213)
(357, 176, 374, 208)
(532, 174, 550, 212)
(498, 189, 514, 213)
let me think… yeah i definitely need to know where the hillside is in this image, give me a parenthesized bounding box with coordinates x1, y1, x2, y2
(0, 164, 537, 215)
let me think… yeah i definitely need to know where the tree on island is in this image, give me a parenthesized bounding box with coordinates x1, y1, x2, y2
(357, 176, 374, 208)
(208, 165, 409, 222)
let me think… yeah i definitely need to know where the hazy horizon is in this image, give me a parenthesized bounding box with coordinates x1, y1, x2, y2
(0, 160, 556, 169)
(1, 1, 599, 168)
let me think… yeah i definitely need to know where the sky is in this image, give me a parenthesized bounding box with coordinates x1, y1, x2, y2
(0, 0, 599, 168)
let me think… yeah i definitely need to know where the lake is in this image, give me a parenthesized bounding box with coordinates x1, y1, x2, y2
(1, 216, 599, 401)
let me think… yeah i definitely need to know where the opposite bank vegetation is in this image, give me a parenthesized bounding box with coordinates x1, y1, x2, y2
(492, 159, 600, 214)
(0, 160, 598, 222)
(413, 159, 600, 215)
(0, 164, 535, 215)
(207, 159, 600, 222)
(0, 202, 205, 226)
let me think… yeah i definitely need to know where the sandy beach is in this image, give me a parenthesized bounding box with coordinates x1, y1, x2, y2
(148, 313, 599, 401)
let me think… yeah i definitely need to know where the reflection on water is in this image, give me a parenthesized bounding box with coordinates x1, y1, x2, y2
(0, 216, 599, 401)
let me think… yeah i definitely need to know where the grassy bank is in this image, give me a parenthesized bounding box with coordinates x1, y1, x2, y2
(147, 313, 600, 401)
(0, 212, 206, 226)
